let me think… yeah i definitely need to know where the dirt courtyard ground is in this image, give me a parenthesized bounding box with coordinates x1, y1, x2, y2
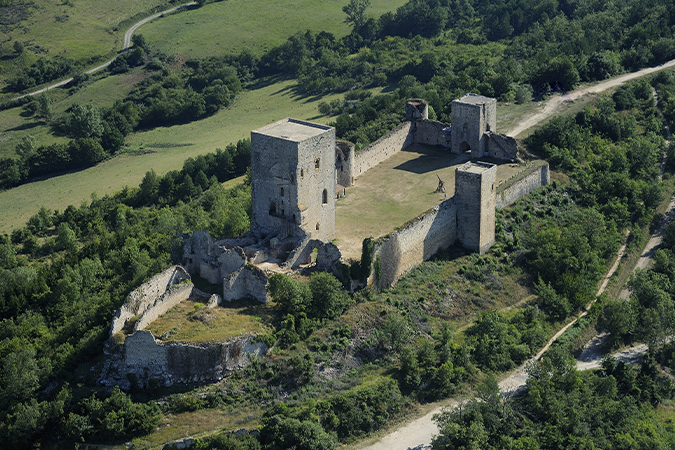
(335, 144, 524, 260)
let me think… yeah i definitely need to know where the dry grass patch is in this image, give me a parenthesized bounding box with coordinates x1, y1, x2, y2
(145, 298, 270, 343)
(131, 408, 261, 450)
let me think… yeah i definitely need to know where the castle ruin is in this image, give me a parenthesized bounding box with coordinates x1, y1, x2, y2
(104, 94, 550, 389)
(181, 94, 548, 293)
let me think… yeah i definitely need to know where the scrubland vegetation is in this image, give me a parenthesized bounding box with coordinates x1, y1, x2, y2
(3, 0, 675, 448)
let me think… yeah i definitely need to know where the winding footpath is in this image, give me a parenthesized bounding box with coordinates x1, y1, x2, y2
(12, 2, 196, 100)
(357, 61, 675, 450)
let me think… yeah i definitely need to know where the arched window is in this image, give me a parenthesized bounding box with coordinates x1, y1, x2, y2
(315, 158, 320, 169)
(269, 202, 276, 216)
(301, 168, 304, 178)
(322, 189, 328, 204)
(292, 214, 296, 223)
(280, 187, 284, 196)
(316, 222, 320, 231)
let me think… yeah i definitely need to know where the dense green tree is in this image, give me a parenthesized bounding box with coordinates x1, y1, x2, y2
(261, 415, 336, 450)
(66, 104, 103, 140)
(267, 274, 312, 315)
(308, 272, 349, 319)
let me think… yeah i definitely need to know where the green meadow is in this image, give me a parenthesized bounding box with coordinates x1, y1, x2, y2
(140, 0, 408, 57)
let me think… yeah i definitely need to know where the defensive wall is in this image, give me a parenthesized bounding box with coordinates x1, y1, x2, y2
(369, 161, 549, 288)
(349, 121, 414, 184)
(496, 161, 550, 209)
(373, 200, 457, 288)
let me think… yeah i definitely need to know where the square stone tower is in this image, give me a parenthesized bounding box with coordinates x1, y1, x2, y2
(455, 161, 497, 254)
(251, 118, 336, 242)
(451, 93, 497, 158)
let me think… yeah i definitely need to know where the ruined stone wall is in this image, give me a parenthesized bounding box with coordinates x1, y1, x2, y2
(413, 119, 452, 147)
(133, 283, 195, 331)
(497, 162, 550, 209)
(110, 266, 190, 338)
(351, 122, 414, 182)
(112, 331, 267, 388)
(374, 200, 457, 288)
(223, 266, 269, 303)
(486, 132, 519, 160)
(336, 141, 354, 187)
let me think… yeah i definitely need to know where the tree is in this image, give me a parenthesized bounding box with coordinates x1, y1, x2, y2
(14, 135, 36, 161)
(343, 0, 371, 29)
(13, 40, 24, 55)
(139, 169, 160, 203)
(131, 34, 148, 51)
(36, 93, 53, 121)
(261, 415, 336, 450)
(56, 222, 77, 252)
(267, 274, 312, 315)
(309, 272, 349, 319)
(66, 104, 103, 139)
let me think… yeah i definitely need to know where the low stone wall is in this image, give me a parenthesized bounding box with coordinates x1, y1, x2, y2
(375, 199, 457, 288)
(414, 119, 451, 147)
(496, 162, 550, 209)
(352, 121, 414, 181)
(110, 266, 191, 338)
(100, 331, 268, 388)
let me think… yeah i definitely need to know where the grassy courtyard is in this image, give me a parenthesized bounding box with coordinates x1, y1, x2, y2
(335, 145, 525, 259)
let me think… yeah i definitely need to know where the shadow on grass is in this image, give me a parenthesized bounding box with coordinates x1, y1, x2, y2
(7, 121, 43, 132)
(393, 146, 461, 174)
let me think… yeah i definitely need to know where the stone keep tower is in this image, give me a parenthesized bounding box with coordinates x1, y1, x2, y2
(455, 161, 497, 254)
(251, 118, 336, 242)
(451, 93, 497, 158)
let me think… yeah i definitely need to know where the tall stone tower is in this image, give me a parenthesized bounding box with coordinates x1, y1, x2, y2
(451, 93, 497, 158)
(250, 118, 336, 242)
(455, 161, 497, 254)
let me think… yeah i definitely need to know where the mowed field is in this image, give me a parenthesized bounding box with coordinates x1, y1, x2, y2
(335, 145, 525, 259)
(140, 0, 409, 57)
(0, 77, 347, 233)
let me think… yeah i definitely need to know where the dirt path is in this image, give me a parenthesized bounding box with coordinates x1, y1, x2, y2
(507, 59, 675, 137)
(12, 2, 196, 100)
(357, 61, 675, 450)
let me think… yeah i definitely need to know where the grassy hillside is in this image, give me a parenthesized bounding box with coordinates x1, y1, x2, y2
(0, 0, 173, 88)
(139, 0, 408, 57)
